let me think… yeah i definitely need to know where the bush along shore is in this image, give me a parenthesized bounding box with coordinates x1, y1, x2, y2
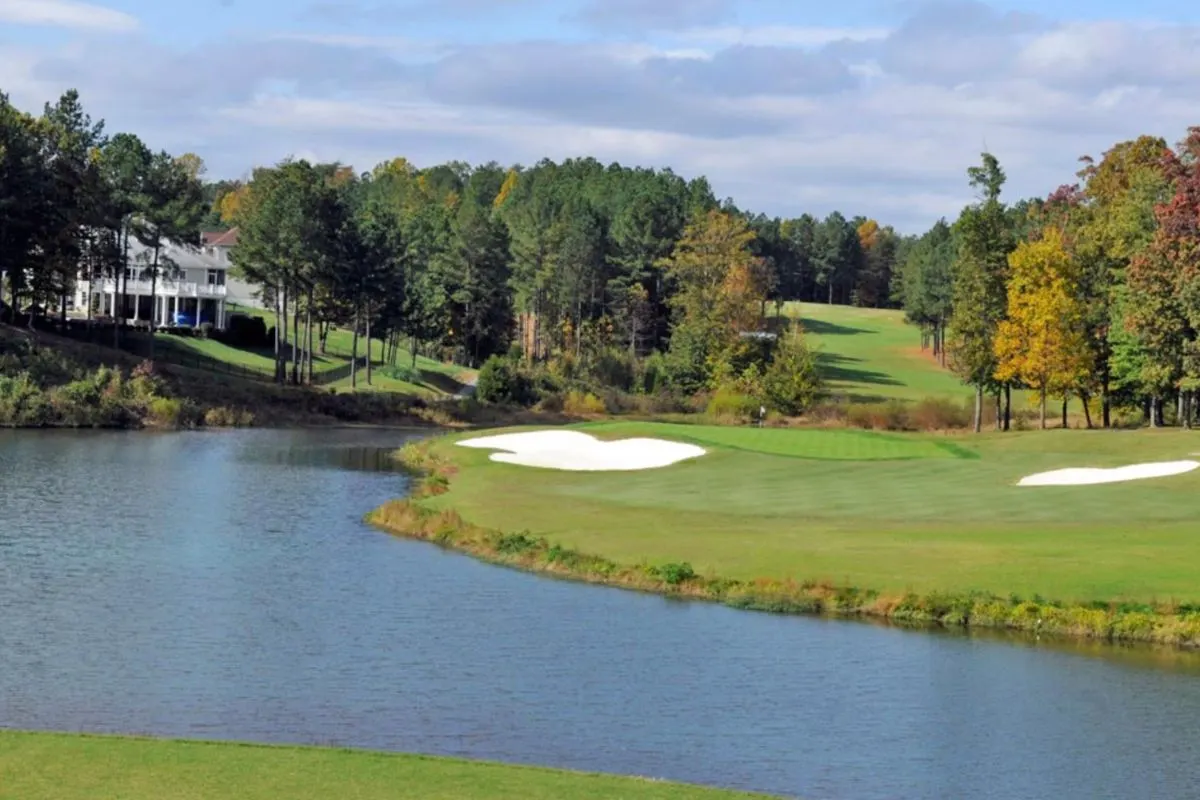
(367, 439, 1200, 650)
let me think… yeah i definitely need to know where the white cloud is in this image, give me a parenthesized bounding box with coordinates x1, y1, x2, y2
(12, 3, 1200, 233)
(0, 0, 137, 31)
(671, 24, 892, 49)
(265, 32, 447, 60)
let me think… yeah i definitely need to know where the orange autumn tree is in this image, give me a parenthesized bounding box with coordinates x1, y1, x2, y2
(994, 226, 1092, 428)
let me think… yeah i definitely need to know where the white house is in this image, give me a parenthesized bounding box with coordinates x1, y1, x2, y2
(77, 237, 231, 329)
(201, 228, 266, 310)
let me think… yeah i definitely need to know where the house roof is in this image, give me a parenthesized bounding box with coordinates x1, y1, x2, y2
(201, 228, 239, 247)
(127, 238, 226, 271)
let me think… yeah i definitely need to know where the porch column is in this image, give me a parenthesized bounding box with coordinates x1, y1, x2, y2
(171, 296, 178, 324)
(133, 294, 140, 321)
(218, 299, 225, 329)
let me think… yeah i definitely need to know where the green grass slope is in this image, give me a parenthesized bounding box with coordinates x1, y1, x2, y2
(0, 731, 775, 800)
(785, 303, 968, 403)
(421, 423, 1200, 604)
(160, 304, 476, 397)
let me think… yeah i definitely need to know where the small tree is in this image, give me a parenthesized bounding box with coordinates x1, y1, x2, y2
(762, 326, 823, 415)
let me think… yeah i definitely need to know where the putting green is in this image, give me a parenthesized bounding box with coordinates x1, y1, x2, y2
(421, 425, 1200, 604)
(576, 421, 974, 461)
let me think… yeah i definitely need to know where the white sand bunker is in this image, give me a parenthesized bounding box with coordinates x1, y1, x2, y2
(457, 430, 705, 471)
(1019, 460, 1200, 486)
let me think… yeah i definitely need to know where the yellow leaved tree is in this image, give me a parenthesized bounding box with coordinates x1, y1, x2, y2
(994, 226, 1091, 428)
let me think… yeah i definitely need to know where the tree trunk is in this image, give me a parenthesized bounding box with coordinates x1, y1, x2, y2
(148, 244, 160, 360)
(291, 294, 300, 385)
(973, 385, 983, 433)
(1101, 367, 1111, 428)
(1040, 389, 1047, 430)
(1081, 392, 1093, 429)
(1179, 392, 1186, 428)
(994, 390, 1002, 431)
(273, 285, 284, 383)
(411, 337, 418, 371)
(280, 285, 290, 384)
(365, 304, 372, 386)
(306, 288, 314, 385)
(1150, 396, 1159, 428)
(1061, 397, 1068, 430)
(350, 306, 359, 389)
(1003, 385, 1011, 431)
(827, 282, 833, 304)
(115, 225, 129, 349)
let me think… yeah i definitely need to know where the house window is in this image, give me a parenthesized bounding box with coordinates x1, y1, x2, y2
(207, 269, 226, 286)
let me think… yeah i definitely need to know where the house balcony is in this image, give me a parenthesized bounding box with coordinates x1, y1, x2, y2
(93, 278, 228, 298)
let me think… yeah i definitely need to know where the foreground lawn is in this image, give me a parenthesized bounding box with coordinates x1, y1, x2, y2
(0, 731, 775, 800)
(420, 423, 1200, 604)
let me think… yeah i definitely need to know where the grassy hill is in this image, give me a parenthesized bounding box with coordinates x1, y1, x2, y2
(157, 304, 474, 398)
(784, 303, 969, 404)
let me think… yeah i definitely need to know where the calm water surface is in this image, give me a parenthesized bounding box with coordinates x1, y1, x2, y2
(2, 428, 1200, 800)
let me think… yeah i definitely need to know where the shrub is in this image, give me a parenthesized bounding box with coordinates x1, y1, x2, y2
(203, 406, 254, 427)
(632, 390, 691, 415)
(846, 400, 909, 430)
(475, 355, 532, 405)
(0, 373, 52, 426)
(381, 364, 421, 384)
(198, 322, 214, 339)
(146, 397, 195, 428)
(706, 386, 760, 422)
(908, 397, 970, 430)
(640, 351, 667, 394)
(563, 390, 606, 415)
(534, 391, 565, 413)
(657, 562, 696, 586)
(588, 348, 635, 391)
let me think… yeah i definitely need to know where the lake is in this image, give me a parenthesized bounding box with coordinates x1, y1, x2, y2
(2, 428, 1199, 799)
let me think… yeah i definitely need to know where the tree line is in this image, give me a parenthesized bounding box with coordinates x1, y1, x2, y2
(3, 88, 904, 406)
(897, 131, 1200, 430)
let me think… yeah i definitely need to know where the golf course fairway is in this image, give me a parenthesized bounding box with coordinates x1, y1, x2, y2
(0, 731, 777, 800)
(371, 422, 1200, 647)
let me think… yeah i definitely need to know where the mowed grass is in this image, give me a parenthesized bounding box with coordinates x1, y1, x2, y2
(0, 731, 775, 800)
(423, 423, 1200, 604)
(581, 421, 972, 460)
(155, 304, 474, 397)
(784, 302, 972, 403)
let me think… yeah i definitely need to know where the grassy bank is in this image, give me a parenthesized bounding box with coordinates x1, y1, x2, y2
(0, 731, 775, 800)
(209, 304, 476, 396)
(369, 424, 1200, 648)
(0, 324, 441, 429)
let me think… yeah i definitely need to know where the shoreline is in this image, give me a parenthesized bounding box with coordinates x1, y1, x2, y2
(367, 438, 1200, 651)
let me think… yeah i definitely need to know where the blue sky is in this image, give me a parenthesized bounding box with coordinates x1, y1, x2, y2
(3, 0, 1199, 231)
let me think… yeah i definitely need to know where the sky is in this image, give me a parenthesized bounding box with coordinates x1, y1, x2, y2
(3, 0, 1200, 233)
